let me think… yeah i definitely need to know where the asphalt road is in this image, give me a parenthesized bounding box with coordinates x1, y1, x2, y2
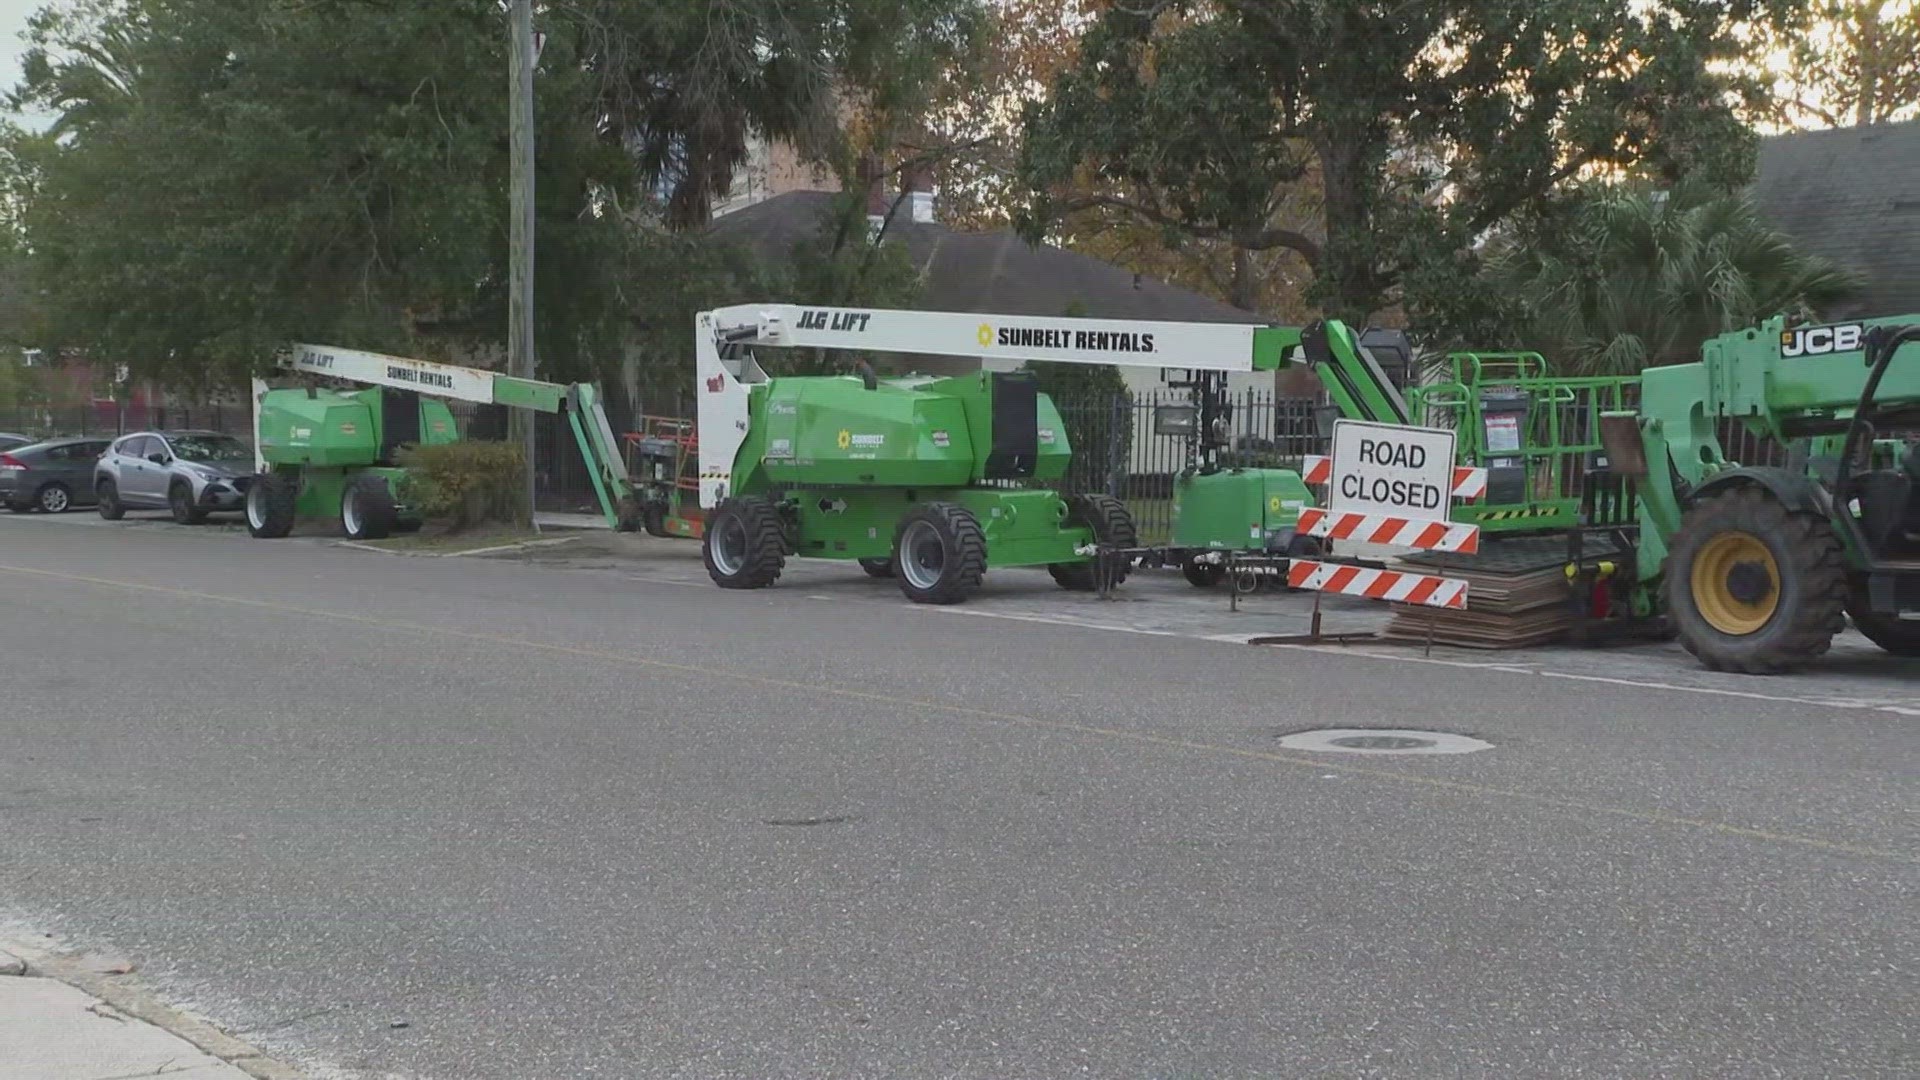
(1, 517, 1914, 1079)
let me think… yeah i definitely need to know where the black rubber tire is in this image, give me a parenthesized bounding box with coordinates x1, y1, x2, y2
(858, 557, 895, 578)
(703, 496, 788, 589)
(1665, 485, 1847, 674)
(245, 473, 297, 539)
(5, 501, 30, 513)
(392, 519, 424, 535)
(341, 474, 397, 540)
(642, 503, 672, 538)
(95, 478, 125, 520)
(36, 483, 72, 513)
(1847, 587, 1920, 657)
(1049, 493, 1138, 591)
(1183, 556, 1226, 588)
(892, 502, 987, 605)
(169, 480, 209, 525)
(608, 495, 643, 535)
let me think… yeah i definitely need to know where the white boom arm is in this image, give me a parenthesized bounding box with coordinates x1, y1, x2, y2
(280, 343, 498, 405)
(706, 303, 1262, 372)
(695, 302, 1284, 509)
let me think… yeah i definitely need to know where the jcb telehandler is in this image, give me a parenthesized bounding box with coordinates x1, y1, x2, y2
(1609, 318, 1920, 672)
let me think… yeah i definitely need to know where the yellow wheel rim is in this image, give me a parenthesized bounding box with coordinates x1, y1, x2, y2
(1689, 531, 1780, 636)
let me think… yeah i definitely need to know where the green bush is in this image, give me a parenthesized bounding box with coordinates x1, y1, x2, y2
(397, 441, 527, 532)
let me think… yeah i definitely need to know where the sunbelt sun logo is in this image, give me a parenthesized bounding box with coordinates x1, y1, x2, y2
(836, 429, 883, 450)
(976, 320, 1156, 354)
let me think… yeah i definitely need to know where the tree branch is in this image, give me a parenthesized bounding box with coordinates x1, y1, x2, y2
(830, 137, 994, 260)
(1465, 151, 1601, 235)
(1054, 194, 1322, 268)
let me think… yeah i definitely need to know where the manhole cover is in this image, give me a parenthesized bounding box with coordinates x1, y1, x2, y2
(1330, 735, 1432, 750)
(1276, 728, 1492, 755)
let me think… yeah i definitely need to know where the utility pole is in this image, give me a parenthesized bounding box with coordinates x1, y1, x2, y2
(508, 0, 537, 524)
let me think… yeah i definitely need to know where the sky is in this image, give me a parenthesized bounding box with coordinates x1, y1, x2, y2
(0, 0, 32, 88)
(0, 0, 42, 126)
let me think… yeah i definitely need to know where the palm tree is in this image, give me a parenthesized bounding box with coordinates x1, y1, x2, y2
(1488, 180, 1862, 376)
(10, 1, 147, 141)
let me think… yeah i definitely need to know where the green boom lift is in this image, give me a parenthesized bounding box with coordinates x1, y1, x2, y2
(245, 344, 638, 540)
(692, 304, 1330, 605)
(1295, 319, 1641, 537)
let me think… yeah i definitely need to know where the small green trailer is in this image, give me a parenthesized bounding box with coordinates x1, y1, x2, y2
(1168, 467, 1319, 587)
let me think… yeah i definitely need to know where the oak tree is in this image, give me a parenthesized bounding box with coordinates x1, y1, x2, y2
(1018, 0, 1796, 332)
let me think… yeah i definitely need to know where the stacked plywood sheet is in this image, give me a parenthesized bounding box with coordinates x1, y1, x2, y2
(1379, 535, 1628, 649)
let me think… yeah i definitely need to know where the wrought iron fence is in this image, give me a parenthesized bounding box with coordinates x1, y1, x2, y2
(0, 400, 247, 440)
(1042, 390, 1326, 543)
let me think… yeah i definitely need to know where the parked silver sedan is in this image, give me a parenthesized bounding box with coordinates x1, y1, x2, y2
(95, 430, 255, 524)
(1, 437, 112, 512)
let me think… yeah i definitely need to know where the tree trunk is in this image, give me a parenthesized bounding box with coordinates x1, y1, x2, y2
(1230, 245, 1258, 311)
(1857, 3, 1883, 127)
(1314, 136, 1380, 325)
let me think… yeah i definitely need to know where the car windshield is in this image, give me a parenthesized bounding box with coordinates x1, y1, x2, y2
(170, 435, 250, 462)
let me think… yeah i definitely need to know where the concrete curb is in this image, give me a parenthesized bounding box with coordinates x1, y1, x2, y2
(0, 947, 25, 977)
(0, 936, 310, 1080)
(335, 535, 578, 559)
(446, 536, 580, 558)
(333, 540, 405, 555)
(531, 512, 612, 531)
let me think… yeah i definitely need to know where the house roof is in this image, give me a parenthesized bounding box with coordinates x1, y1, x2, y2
(709, 191, 1266, 325)
(1754, 120, 1920, 320)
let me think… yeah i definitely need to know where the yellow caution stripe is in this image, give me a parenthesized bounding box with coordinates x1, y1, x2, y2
(1476, 507, 1566, 522)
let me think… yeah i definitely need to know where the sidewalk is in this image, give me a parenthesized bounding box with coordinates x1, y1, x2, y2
(534, 510, 610, 531)
(0, 946, 300, 1080)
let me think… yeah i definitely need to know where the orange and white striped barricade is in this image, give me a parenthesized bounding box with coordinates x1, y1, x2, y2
(1287, 420, 1476, 632)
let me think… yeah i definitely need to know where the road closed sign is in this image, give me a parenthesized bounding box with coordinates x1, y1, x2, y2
(1328, 419, 1457, 523)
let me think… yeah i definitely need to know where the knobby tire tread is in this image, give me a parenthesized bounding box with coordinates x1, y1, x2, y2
(1669, 486, 1846, 674)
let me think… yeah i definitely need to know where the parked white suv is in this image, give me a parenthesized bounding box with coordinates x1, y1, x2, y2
(95, 430, 255, 524)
